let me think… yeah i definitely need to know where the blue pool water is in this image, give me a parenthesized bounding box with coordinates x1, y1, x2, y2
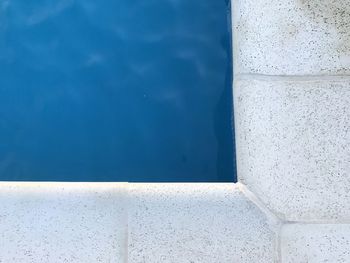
(0, 0, 235, 182)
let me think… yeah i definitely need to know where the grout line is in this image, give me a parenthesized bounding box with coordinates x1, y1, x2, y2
(237, 183, 350, 261)
(234, 73, 350, 82)
(237, 182, 282, 224)
(123, 183, 129, 263)
(276, 223, 283, 263)
(237, 183, 283, 262)
(283, 220, 350, 225)
(237, 183, 284, 262)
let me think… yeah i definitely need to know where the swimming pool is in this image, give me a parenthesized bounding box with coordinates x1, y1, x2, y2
(0, 0, 235, 182)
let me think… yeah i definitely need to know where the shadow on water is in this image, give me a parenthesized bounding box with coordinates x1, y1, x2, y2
(214, 0, 235, 182)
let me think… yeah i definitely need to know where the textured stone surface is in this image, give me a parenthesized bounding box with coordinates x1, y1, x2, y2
(0, 183, 127, 262)
(281, 224, 350, 263)
(233, 0, 350, 75)
(235, 77, 350, 221)
(128, 183, 278, 263)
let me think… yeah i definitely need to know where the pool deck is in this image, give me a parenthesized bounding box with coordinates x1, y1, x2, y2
(1, 0, 350, 261)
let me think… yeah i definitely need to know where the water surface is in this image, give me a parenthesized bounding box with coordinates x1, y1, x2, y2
(0, 0, 235, 181)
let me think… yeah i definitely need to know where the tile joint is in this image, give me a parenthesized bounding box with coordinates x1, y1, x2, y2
(237, 183, 283, 263)
(235, 73, 350, 82)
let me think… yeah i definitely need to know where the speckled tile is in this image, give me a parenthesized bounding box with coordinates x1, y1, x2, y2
(0, 183, 128, 263)
(233, 0, 350, 75)
(281, 224, 350, 263)
(128, 183, 278, 263)
(235, 77, 350, 221)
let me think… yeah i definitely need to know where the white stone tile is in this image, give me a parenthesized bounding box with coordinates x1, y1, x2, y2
(0, 183, 127, 263)
(233, 0, 350, 75)
(281, 224, 350, 263)
(128, 183, 278, 263)
(235, 78, 350, 221)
